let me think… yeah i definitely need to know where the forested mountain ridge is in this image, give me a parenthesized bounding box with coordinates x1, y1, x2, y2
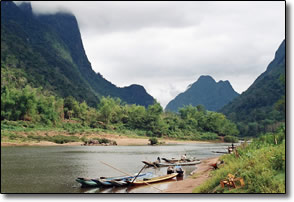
(165, 75, 239, 112)
(220, 40, 285, 136)
(1, 1, 155, 107)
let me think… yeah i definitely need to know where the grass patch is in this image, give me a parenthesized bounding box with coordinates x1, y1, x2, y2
(193, 131, 285, 193)
(1, 131, 27, 142)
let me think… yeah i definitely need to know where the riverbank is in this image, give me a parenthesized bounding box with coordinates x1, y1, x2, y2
(164, 156, 219, 193)
(1, 132, 210, 147)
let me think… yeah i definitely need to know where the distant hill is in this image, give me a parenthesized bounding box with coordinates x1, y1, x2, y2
(165, 75, 239, 112)
(220, 40, 285, 136)
(1, 1, 155, 107)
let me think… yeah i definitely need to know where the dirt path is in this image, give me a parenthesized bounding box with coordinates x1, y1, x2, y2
(163, 156, 219, 193)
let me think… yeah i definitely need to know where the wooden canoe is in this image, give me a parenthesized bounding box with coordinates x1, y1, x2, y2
(162, 157, 200, 163)
(131, 173, 178, 185)
(79, 172, 151, 187)
(76, 177, 100, 187)
(161, 158, 179, 163)
(156, 160, 201, 167)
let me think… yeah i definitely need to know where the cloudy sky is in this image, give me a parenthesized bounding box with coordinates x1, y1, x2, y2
(26, 1, 285, 108)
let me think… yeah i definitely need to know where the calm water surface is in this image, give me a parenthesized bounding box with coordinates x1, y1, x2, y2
(1, 143, 233, 193)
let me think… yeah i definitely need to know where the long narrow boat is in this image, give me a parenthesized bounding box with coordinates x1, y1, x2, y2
(162, 157, 200, 163)
(156, 160, 201, 167)
(76, 177, 100, 187)
(161, 158, 181, 163)
(91, 172, 153, 187)
(142, 160, 201, 167)
(76, 172, 151, 187)
(110, 172, 154, 187)
(130, 173, 178, 185)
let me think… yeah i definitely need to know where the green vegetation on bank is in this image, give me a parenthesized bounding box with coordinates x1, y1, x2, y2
(193, 126, 285, 193)
(1, 85, 239, 143)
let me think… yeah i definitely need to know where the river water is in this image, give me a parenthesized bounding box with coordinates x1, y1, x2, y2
(1, 143, 233, 193)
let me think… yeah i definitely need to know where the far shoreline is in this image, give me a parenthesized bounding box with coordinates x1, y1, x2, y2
(1, 134, 213, 147)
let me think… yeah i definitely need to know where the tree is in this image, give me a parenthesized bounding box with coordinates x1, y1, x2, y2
(97, 96, 122, 124)
(145, 102, 164, 137)
(64, 96, 79, 119)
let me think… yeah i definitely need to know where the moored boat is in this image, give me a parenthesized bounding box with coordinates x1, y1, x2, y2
(161, 158, 180, 163)
(162, 157, 200, 163)
(110, 172, 153, 187)
(156, 160, 201, 167)
(142, 159, 201, 167)
(76, 177, 100, 187)
(110, 180, 128, 187)
(130, 173, 178, 185)
(81, 172, 152, 187)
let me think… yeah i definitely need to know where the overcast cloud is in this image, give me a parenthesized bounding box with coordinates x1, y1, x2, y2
(25, 1, 285, 107)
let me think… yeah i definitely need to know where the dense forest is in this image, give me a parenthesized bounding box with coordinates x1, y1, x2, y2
(220, 40, 285, 137)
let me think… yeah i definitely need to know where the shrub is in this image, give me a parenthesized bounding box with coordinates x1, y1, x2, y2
(49, 135, 79, 144)
(149, 137, 158, 145)
(224, 135, 239, 143)
(98, 138, 111, 144)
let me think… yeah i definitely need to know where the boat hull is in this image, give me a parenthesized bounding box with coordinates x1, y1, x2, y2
(78, 172, 153, 188)
(156, 160, 201, 167)
(131, 173, 178, 185)
(76, 178, 100, 187)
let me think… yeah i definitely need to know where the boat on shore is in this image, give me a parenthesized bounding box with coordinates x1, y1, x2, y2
(130, 173, 178, 185)
(76, 172, 152, 187)
(162, 157, 199, 163)
(142, 160, 201, 167)
(157, 160, 201, 167)
(76, 177, 101, 187)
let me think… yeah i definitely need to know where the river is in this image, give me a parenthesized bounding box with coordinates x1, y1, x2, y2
(1, 143, 234, 193)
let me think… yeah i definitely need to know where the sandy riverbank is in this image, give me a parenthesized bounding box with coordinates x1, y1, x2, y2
(1, 133, 210, 147)
(163, 156, 219, 193)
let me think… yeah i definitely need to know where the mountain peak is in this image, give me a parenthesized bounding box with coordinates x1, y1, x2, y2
(218, 80, 232, 88)
(165, 75, 239, 112)
(197, 75, 216, 83)
(18, 2, 33, 14)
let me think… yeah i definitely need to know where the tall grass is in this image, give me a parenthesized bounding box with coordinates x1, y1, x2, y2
(193, 130, 285, 193)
